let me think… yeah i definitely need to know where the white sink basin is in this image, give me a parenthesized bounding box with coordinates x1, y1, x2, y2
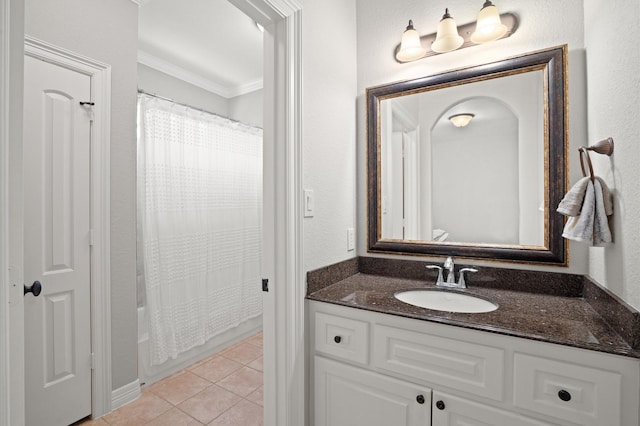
(394, 289, 498, 313)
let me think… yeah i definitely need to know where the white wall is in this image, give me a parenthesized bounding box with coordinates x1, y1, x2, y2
(584, 0, 640, 309)
(356, 0, 589, 274)
(302, 0, 358, 272)
(24, 0, 139, 390)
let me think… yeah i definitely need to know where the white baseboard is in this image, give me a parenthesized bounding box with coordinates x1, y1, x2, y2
(111, 379, 141, 411)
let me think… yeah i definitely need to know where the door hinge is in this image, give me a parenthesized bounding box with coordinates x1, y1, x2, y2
(262, 278, 269, 292)
(89, 229, 95, 246)
(90, 352, 95, 370)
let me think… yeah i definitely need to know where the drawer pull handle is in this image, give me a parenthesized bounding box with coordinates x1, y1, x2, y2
(435, 400, 445, 410)
(334, 335, 342, 344)
(416, 394, 425, 404)
(558, 390, 572, 402)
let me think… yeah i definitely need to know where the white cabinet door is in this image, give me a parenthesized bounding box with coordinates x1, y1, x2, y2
(23, 54, 92, 426)
(315, 356, 431, 426)
(432, 392, 553, 426)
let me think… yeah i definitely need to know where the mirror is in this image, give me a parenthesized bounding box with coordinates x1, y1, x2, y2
(367, 46, 568, 264)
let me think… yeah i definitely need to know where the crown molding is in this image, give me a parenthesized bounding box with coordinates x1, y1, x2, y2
(230, 79, 264, 98)
(138, 50, 262, 99)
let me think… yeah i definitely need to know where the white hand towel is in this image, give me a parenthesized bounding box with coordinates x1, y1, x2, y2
(562, 180, 594, 243)
(557, 176, 590, 216)
(593, 178, 612, 245)
(594, 176, 613, 216)
(562, 179, 612, 245)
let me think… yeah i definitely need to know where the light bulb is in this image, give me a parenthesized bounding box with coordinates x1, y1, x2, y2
(431, 9, 464, 53)
(396, 20, 427, 62)
(470, 1, 508, 44)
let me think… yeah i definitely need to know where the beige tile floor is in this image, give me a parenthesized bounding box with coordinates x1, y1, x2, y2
(77, 332, 263, 426)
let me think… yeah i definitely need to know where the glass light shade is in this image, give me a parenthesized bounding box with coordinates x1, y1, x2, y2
(431, 9, 464, 53)
(396, 20, 427, 62)
(470, 1, 508, 44)
(449, 113, 475, 127)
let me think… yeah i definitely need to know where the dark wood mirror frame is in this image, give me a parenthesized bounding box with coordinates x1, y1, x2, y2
(367, 45, 568, 265)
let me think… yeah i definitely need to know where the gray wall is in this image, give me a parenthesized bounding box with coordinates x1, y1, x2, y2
(25, 0, 139, 390)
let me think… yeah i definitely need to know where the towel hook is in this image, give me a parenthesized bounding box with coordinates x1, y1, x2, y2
(579, 137, 614, 181)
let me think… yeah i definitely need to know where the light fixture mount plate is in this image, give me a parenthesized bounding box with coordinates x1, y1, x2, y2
(394, 12, 519, 63)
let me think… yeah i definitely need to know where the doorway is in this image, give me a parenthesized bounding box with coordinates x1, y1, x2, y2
(136, 0, 265, 388)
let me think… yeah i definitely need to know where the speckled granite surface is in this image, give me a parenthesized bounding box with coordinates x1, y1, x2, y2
(306, 257, 640, 359)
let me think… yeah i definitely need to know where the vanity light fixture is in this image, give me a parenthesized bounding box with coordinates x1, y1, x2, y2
(470, 1, 508, 43)
(396, 20, 427, 62)
(431, 8, 464, 53)
(394, 2, 517, 63)
(449, 113, 475, 127)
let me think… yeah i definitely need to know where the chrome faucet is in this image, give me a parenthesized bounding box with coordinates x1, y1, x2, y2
(426, 256, 478, 289)
(444, 256, 455, 284)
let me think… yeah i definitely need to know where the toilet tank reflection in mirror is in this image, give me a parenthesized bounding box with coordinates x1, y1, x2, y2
(368, 46, 568, 264)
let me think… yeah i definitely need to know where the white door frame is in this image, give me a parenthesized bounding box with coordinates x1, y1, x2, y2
(228, 1, 304, 425)
(1, 0, 25, 425)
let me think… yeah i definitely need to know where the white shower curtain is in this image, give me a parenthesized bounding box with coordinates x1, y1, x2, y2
(137, 94, 262, 366)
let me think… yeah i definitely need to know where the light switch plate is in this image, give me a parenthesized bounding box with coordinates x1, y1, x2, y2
(347, 227, 355, 251)
(304, 189, 314, 217)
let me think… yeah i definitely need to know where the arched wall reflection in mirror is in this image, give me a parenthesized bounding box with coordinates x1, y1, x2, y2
(368, 45, 568, 264)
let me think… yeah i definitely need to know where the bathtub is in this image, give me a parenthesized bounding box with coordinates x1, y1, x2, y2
(137, 305, 262, 386)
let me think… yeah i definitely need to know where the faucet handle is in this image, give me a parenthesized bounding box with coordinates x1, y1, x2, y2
(426, 265, 443, 283)
(458, 268, 478, 288)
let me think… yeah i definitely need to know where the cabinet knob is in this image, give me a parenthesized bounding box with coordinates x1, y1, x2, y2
(334, 335, 342, 344)
(558, 389, 571, 402)
(416, 394, 425, 404)
(435, 400, 445, 410)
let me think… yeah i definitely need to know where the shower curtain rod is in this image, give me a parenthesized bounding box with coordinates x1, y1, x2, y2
(137, 89, 262, 129)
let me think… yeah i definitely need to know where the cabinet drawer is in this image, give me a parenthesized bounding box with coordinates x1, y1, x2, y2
(315, 311, 369, 365)
(372, 324, 504, 401)
(513, 353, 622, 426)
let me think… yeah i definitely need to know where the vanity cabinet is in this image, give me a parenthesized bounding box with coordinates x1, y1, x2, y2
(309, 300, 640, 426)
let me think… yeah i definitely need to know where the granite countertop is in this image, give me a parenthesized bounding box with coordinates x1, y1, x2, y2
(307, 272, 640, 359)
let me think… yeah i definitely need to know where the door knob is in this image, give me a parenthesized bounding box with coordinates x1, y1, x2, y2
(24, 281, 42, 297)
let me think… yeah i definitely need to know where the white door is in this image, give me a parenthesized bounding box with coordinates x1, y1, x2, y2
(23, 54, 92, 426)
